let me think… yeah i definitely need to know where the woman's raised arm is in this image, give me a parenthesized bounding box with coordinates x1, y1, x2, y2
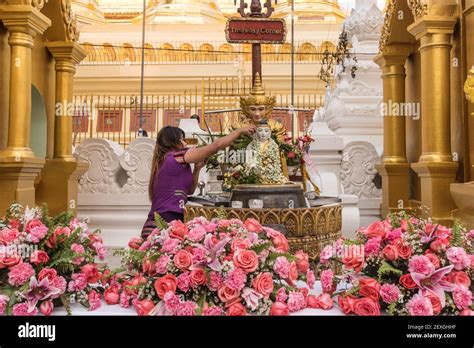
(184, 125, 256, 164)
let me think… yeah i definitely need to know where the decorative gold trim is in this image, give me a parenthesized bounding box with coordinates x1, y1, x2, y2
(184, 204, 342, 259)
(379, 0, 396, 52)
(61, 0, 79, 42)
(465, 66, 474, 104)
(407, 0, 428, 20)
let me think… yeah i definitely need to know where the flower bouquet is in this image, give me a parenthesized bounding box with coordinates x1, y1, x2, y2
(111, 215, 317, 316)
(0, 203, 108, 316)
(319, 212, 473, 316)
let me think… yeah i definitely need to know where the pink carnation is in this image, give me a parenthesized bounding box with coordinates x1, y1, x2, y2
(453, 286, 472, 310)
(164, 292, 181, 312)
(276, 287, 288, 303)
(51, 276, 67, 294)
(379, 284, 400, 304)
(0, 295, 9, 315)
(209, 271, 223, 291)
(406, 293, 433, 316)
(319, 245, 333, 264)
(187, 225, 207, 242)
(364, 237, 382, 256)
(176, 272, 191, 292)
(8, 262, 35, 287)
(68, 273, 88, 292)
(119, 292, 133, 308)
(225, 268, 247, 290)
(203, 306, 224, 316)
(175, 301, 197, 316)
(287, 291, 306, 312)
(191, 247, 206, 264)
(0, 228, 19, 244)
(446, 247, 470, 271)
(386, 228, 403, 242)
(155, 254, 170, 274)
(408, 255, 436, 276)
(273, 256, 291, 279)
(71, 243, 85, 265)
(161, 238, 181, 254)
(88, 290, 102, 311)
(12, 302, 38, 316)
(27, 220, 48, 243)
(320, 269, 334, 294)
(93, 242, 107, 260)
(306, 270, 316, 289)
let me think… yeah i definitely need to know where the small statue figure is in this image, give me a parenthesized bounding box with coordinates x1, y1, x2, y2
(246, 121, 288, 184)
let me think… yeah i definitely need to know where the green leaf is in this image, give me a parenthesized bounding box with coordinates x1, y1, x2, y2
(154, 213, 168, 230)
(249, 242, 272, 254)
(377, 261, 402, 282)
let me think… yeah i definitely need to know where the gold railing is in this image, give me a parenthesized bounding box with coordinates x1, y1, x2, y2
(72, 77, 324, 148)
(79, 40, 337, 65)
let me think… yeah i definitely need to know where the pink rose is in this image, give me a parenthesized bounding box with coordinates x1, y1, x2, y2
(45, 226, 70, 248)
(154, 275, 177, 299)
(364, 221, 390, 239)
(30, 250, 49, 265)
(226, 301, 247, 316)
(40, 300, 54, 316)
(190, 268, 207, 287)
(400, 220, 408, 232)
(295, 250, 310, 273)
(0, 228, 19, 244)
(104, 285, 120, 305)
(269, 301, 289, 316)
(430, 238, 450, 253)
(424, 251, 441, 269)
(81, 264, 101, 283)
(0, 295, 9, 315)
(342, 246, 364, 272)
(271, 233, 289, 252)
(88, 290, 102, 311)
(169, 220, 188, 240)
(233, 249, 258, 273)
(252, 272, 274, 298)
(135, 299, 155, 316)
(446, 271, 471, 288)
(26, 219, 48, 243)
(394, 239, 412, 260)
(218, 285, 240, 303)
(230, 238, 251, 252)
(399, 274, 418, 290)
(173, 250, 193, 270)
(38, 268, 58, 282)
(353, 297, 381, 316)
(0, 253, 22, 269)
(244, 218, 262, 233)
(382, 245, 399, 261)
(424, 291, 442, 315)
(307, 294, 334, 310)
(358, 278, 381, 302)
(288, 262, 298, 286)
(128, 237, 144, 250)
(338, 294, 357, 314)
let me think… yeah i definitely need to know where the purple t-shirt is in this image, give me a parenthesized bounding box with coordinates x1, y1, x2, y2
(147, 149, 194, 221)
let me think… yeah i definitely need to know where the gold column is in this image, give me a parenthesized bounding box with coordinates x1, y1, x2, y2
(0, 5, 51, 213)
(35, 42, 88, 215)
(408, 15, 458, 223)
(374, 45, 412, 217)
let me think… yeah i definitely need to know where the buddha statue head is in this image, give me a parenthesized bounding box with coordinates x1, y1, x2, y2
(240, 73, 276, 124)
(255, 120, 272, 142)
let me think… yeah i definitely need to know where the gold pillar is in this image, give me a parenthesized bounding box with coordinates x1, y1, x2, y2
(374, 45, 412, 217)
(35, 42, 88, 215)
(408, 15, 458, 222)
(0, 5, 51, 213)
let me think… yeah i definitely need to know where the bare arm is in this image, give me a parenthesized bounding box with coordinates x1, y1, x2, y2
(184, 126, 255, 164)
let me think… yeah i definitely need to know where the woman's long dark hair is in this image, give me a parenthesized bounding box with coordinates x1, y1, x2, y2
(149, 126, 186, 201)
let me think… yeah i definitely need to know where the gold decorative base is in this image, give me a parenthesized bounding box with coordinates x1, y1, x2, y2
(184, 204, 342, 259)
(412, 161, 458, 222)
(35, 159, 89, 216)
(376, 163, 411, 217)
(0, 155, 45, 213)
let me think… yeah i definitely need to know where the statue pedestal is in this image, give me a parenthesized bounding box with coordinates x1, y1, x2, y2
(230, 184, 306, 209)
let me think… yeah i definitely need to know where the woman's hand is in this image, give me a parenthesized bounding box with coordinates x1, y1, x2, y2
(238, 125, 256, 136)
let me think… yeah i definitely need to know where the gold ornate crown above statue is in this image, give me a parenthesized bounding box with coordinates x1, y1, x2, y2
(237, 74, 286, 143)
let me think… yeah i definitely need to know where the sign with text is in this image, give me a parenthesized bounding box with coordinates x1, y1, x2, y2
(225, 18, 287, 44)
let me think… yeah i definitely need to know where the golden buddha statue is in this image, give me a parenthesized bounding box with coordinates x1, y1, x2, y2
(246, 121, 289, 185)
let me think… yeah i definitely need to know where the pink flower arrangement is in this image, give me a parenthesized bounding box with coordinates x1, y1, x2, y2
(0, 203, 107, 316)
(112, 216, 313, 316)
(319, 213, 473, 316)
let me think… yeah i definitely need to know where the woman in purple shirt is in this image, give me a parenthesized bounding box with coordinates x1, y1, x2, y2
(142, 125, 255, 238)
